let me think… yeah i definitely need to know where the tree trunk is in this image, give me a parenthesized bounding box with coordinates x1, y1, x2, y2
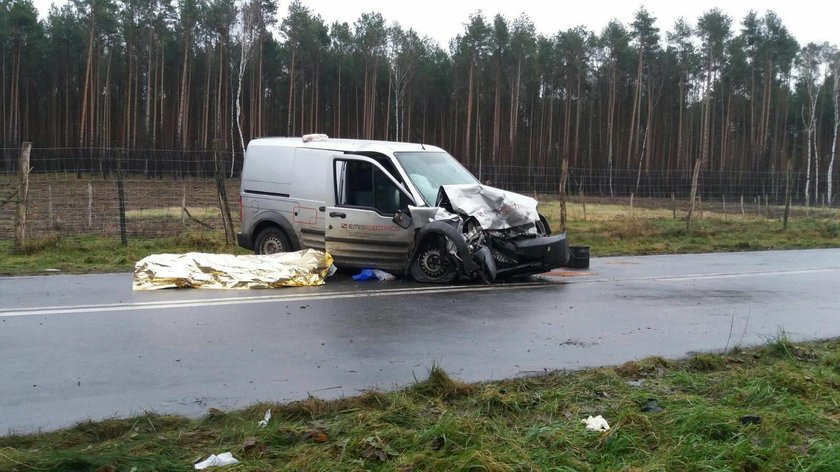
(177, 27, 191, 149)
(829, 59, 840, 206)
(465, 60, 474, 165)
(79, 17, 96, 147)
(607, 62, 616, 196)
(287, 47, 295, 136)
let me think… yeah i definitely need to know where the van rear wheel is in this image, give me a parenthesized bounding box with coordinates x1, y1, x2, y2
(255, 227, 291, 255)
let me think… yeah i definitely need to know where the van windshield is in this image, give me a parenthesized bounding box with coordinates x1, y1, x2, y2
(394, 152, 479, 205)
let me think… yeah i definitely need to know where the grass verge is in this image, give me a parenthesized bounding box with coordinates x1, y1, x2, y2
(537, 200, 840, 255)
(0, 232, 248, 275)
(3, 337, 840, 470)
(565, 216, 840, 256)
(2, 202, 839, 275)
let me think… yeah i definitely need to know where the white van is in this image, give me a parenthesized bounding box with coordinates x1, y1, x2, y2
(238, 135, 585, 282)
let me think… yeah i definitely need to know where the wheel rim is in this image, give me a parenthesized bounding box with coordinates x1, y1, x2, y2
(261, 235, 286, 254)
(419, 248, 447, 278)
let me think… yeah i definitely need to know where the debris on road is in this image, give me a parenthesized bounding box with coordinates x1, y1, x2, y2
(352, 268, 396, 281)
(257, 409, 271, 428)
(194, 452, 239, 469)
(582, 415, 610, 432)
(133, 249, 333, 290)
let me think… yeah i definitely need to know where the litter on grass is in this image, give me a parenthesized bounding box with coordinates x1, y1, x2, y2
(582, 415, 610, 431)
(194, 452, 239, 469)
(133, 249, 334, 290)
(257, 409, 271, 428)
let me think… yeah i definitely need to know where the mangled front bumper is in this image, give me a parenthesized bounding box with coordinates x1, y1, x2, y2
(486, 233, 570, 278)
(504, 233, 570, 269)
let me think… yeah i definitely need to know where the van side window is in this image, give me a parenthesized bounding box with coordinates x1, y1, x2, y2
(336, 160, 410, 214)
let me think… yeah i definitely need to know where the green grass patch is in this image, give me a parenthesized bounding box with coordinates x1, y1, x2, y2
(4, 338, 840, 470)
(0, 232, 248, 275)
(560, 215, 840, 256)
(537, 199, 840, 256)
(3, 201, 839, 275)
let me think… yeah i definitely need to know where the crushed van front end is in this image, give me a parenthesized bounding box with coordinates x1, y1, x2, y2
(401, 184, 581, 283)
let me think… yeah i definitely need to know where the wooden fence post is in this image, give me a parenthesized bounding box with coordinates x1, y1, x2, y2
(698, 195, 703, 219)
(783, 159, 792, 230)
(213, 140, 235, 244)
(685, 159, 702, 232)
(672, 192, 676, 219)
(48, 184, 54, 229)
(580, 190, 587, 221)
(181, 183, 187, 227)
(14, 142, 32, 250)
(559, 159, 568, 233)
(722, 194, 727, 220)
(87, 183, 93, 228)
(116, 149, 128, 246)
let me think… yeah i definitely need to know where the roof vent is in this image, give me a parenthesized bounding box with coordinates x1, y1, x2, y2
(302, 133, 329, 143)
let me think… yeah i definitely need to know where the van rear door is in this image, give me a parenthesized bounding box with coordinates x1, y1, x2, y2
(325, 156, 415, 273)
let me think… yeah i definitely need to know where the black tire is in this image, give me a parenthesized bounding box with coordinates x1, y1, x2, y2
(254, 227, 291, 255)
(410, 235, 458, 284)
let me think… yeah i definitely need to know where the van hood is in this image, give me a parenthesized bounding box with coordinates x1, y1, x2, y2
(435, 184, 540, 230)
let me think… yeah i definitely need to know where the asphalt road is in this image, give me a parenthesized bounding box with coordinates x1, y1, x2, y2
(1, 248, 839, 434)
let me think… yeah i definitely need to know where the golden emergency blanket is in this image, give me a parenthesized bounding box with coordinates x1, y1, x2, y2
(132, 249, 334, 290)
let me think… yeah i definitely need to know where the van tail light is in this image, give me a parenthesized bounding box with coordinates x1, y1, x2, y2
(239, 195, 243, 225)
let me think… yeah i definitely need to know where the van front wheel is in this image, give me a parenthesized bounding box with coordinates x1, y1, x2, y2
(255, 227, 291, 255)
(410, 236, 457, 284)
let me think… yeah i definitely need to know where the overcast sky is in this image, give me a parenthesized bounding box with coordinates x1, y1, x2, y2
(33, 0, 840, 48)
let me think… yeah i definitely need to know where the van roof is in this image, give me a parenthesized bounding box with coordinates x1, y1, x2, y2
(247, 136, 444, 154)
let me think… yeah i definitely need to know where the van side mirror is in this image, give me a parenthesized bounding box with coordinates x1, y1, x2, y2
(392, 209, 412, 229)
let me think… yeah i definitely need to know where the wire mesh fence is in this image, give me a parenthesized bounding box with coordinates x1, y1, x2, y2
(1, 147, 836, 242)
(0, 148, 243, 241)
(466, 164, 832, 206)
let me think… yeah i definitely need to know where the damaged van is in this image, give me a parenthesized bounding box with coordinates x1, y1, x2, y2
(238, 134, 587, 283)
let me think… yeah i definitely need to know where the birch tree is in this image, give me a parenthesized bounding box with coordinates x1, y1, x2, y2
(233, 0, 258, 174)
(798, 42, 826, 207)
(827, 48, 839, 206)
(387, 25, 425, 141)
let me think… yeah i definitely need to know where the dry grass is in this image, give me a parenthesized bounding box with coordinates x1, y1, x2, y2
(124, 205, 220, 220)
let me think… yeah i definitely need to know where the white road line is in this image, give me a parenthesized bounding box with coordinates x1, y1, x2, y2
(588, 266, 840, 284)
(1, 282, 501, 313)
(0, 282, 550, 318)
(632, 267, 840, 282)
(3, 266, 838, 318)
